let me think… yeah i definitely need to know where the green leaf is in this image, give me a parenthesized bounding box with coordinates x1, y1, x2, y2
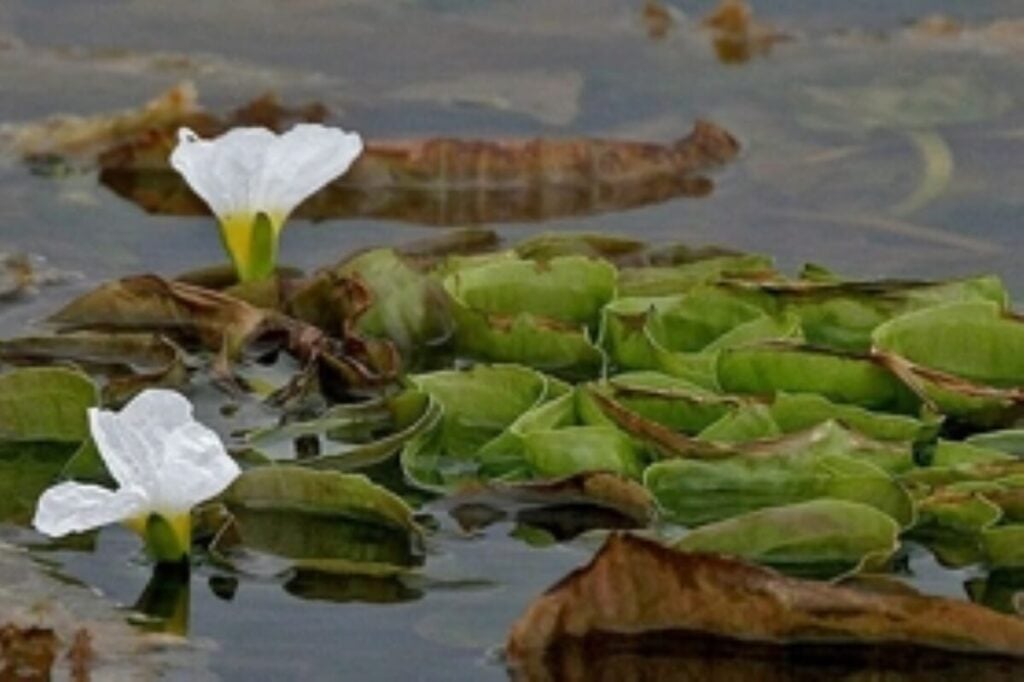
(874, 301, 1024, 387)
(674, 499, 900, 578)
(245, 391, 441, 472)
(0, 440, 80, 524)
(645, 431, 914, 526)
(440, 254, 613, 374)
(616, 253, 776, 297)
(873, 301, 1024, 425)
(768, 275, 1006, 352)
(289, 248, 452, 354)
(982, 525, 1024, 569)
(601, 371, 740, 435)
(0, 367, 98, 442)
(222, 465, 419, 534)
(444, 255, 616, 326)
(966, 430, 1024, 458)
(400, 365, 564, 490)
(523, 425, 641, 479)
(716, 342, 918, 413)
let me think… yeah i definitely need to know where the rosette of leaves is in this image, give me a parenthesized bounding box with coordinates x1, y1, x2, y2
(441, 254, 614, 377)
(873, 301, 1024, 427)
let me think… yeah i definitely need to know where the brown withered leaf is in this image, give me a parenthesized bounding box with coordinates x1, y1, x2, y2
(0, 332, 188, 404)
(506, 534, 1024, 674)
(47, 275, 265, 359)
(519, 631, 1024, 682)
(702, 0, 791, 64)
(0, 624, 59, 680)
(98, 119, 738, 226)
(586, 388, 733, 459)
(67, 628, 92, 682)
(46, 275, 398, 392)
(641, 0, 674, 41)
(3, 82, 198, 163)
(903, 15, 1024, 55)
(447, 472, 654, 539)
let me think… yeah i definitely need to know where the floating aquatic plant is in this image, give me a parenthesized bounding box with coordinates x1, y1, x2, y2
(32, 389, 240, 564)
(170, 124, 363, 282)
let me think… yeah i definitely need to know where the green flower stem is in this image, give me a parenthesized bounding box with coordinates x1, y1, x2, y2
(142, 513, 192, 565)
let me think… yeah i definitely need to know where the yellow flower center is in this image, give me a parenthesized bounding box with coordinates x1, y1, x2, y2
(125, 512, 192, 564)
(219, 211, 285, 282)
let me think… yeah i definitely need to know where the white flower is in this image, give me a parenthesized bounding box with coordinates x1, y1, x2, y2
(169, 123, 364, 281)
(33, 389, 241, 562)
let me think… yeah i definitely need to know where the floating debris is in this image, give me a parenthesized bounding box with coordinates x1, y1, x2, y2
(0, 252, 78, 301)
(702, 0, 791, 64)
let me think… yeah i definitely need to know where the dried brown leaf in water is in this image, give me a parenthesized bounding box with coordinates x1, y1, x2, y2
(47, 275, 399, 392)
(0, 252, 78, 301)
(66, 628, 93, 682)
(98, 116, 738, 225)
(0, 624, 59, 680)
(506, 534, 1024, 666)
(47, 275, 265, 358)
(515, 631, 1024, 682)
(0, 332, 188, 404)
(904, 15, 1024, 55)
(641, 0, 675, 41)
(702, 0, 791, 64)
(2, 82, 198, 162)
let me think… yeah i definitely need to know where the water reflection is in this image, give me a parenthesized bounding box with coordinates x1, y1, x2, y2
(283, 569, 421, 604)
(132, 563, 191, 636)
(510, 633, 1024, 682)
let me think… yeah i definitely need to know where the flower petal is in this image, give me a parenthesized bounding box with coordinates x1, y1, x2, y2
(170, 126, 276, 217)
(88, 388, 194, 491)
(33, 482, 148, 537)
(256, 124, 364, 219)
(155, 420, 241, 513)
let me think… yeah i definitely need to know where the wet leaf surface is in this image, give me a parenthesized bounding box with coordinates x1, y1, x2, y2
(506, 534, 1024, 673)
(674, 499, 900, 578)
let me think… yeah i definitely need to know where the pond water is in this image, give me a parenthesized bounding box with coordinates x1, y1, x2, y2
(2, 1, 1024, 679)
